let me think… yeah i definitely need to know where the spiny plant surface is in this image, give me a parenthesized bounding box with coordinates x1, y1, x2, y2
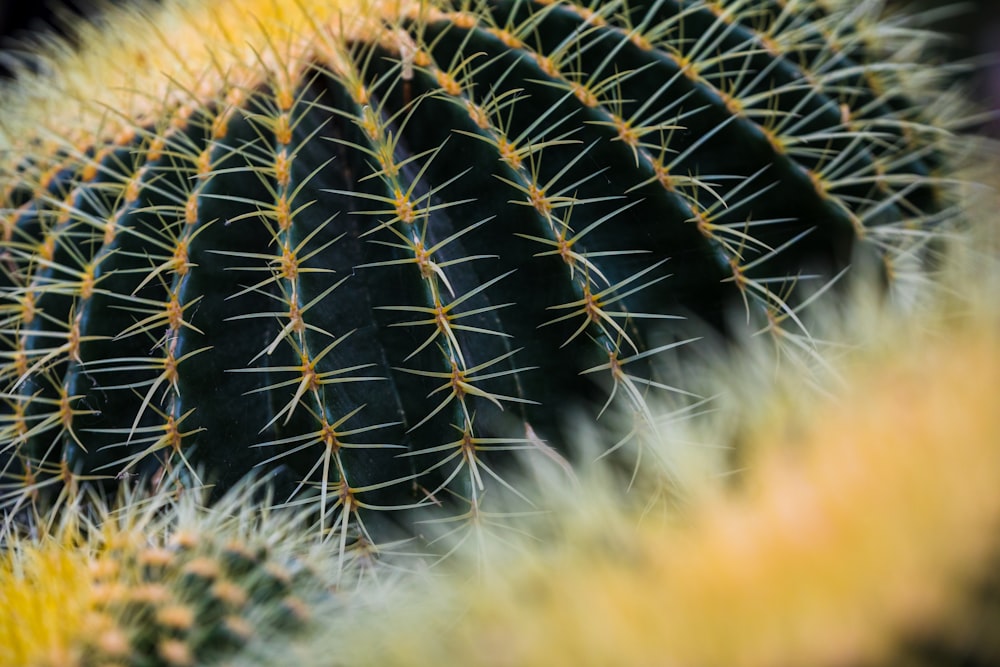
(311, 306, 1000, 667)
(0, 0, 966, 548)
(0, 482, 346, 667)
(5, 261, 994, 667)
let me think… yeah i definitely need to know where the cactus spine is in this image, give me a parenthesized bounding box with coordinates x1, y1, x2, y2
(1, 483, 338, 667)
(0, 0, 962, 549)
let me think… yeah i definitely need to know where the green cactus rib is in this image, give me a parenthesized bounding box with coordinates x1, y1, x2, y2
(0, 0, 955, 543)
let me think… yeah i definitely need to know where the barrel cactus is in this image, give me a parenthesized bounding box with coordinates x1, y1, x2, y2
(0, 481, 340, 667)
(0, 0, 962, 546)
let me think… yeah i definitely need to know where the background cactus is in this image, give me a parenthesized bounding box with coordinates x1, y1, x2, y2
(1, 482, 342, 667)
(0, 0, 968, 549)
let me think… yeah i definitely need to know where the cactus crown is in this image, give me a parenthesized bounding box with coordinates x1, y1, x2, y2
(0, 0, 966, 552)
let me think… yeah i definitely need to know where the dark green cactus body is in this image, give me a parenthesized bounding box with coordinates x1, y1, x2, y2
(0, 0, 953, 543)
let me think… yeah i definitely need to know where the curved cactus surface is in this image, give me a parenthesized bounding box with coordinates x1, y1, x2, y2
(0, 0, 957, 541)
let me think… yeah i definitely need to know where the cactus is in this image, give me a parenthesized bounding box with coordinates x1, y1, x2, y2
(0, 481, 340, 667)
(0, 0, 964, 547)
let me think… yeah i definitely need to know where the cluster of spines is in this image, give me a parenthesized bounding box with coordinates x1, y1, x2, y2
(0, 0, 960, 553)
(0, 95, 215, 503)
(377, 0, 954, 470)
(86, 523, 320, 666)
(1, 484, 335, 667)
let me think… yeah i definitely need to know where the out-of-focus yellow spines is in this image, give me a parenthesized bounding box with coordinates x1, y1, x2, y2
(358, 321, 1000, 667)
(0, 536, 105, 667)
